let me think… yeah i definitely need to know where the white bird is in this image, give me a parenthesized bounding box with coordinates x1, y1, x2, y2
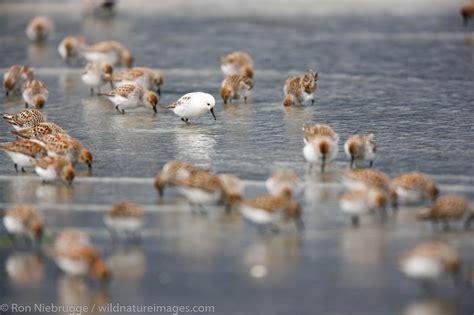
(81, 62, 113, 94)
(303, 136, 339, 172)
(165, 92, 216, 123)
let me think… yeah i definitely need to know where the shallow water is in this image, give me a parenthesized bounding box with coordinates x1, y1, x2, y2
(0, 1, 474, 314)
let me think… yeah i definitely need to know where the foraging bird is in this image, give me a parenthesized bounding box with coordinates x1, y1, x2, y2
(344, 133, 376, 168)
(102, 83, 158, 115)
(0, 139, 47, 173)
(154, 160, 201, 196)
(165, 92, 216, 123)
(392, 171, 438, 205)
(3, 109, 46, 131)
(25, 16, 54, 42)
(3, 205, 43, 241)
(22, 80, 49, 108)
(3, 65, 34, 96)
(283, 70, 319, 106)
(417, 195, 473, 230)
(219, 51, 254, 78)
(398, 242, 461, 284)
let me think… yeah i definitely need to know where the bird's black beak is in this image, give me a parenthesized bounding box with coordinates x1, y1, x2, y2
(210, 108, 216, 120)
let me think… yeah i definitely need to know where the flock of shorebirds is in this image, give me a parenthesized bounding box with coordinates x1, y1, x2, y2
(0, 0, 473, 289)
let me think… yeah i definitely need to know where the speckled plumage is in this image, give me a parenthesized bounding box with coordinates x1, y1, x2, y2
(220, 51, 254, 78)
(23, 80, 49, 108)
(344, 133, 376, 168)
(11, 122, 65, 140)
(3, 65, 34, 95)
(3, 109, 46, 131)
(283, 70, 319, 106)
(220, 74, 253, 104)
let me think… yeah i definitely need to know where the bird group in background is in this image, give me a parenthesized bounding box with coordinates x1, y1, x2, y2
(0, 0, 473, 290)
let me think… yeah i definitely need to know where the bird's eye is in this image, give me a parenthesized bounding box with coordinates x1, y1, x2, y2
(207, 103, 211, 106)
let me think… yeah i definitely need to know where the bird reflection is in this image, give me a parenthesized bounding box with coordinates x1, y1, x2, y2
(107, 245, 146, 282)
(340, 227, 388, 265)
(35, 183, 75, 203)
(160, 213, 228, 264)
(221, 103, 253, 120)
(403, 297, 458, 315)
(242, 234, 302, 281)
(6, 251, 44, 285)
(174, 127, 216, 163)
(303, 173, 339, 205)
(27, 43, 53, 66)
(58, 73, 82, 94)
(57, 275, 109, 309)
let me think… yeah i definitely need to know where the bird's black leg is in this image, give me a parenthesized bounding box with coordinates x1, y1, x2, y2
(351, 215, 359, 227)
(350, 156, 355, 168)
(21, 167, 26, 173)
(14, 164, 18, 173)
(369, 160, 374, 168)
(244, 97, 247, 104)
(115, 105, 121, 113)
(90, 88, 94, 95)
(121, 109, 125, 115)
(311, 99, 315, 105)
(25, 102, 28, 108)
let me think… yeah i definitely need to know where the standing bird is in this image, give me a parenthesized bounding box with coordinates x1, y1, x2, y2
(40, 133, 93, 169)
(218, 174, 244, 213)
(3, 109, 46, 131)
(0, 139, 47, 173)
(461, 1, 474, 26)
(22, 80, 49, 109)
(33, 156, 75, 185)
(238, 188, 304, 233)
(154, 160, 200, 196)
(303, 123, 339, 144)
(3, 65, 34, 96)
(173, 170, 223, 214)
(338, 188, 389, 226)
(341, 168, 392, 191)
(392, 171, 438, 205)
(81, 61, 114, 94)
(25, 16, 54, 42)
(52, 233, 109, 281)
(111, 67, 164, 96)
(104, 201, 145, 238)
(283, 70, 319, 106)
(102, 83, 158, 114)
(417, 195, 473, 230)
(11, 122, 66, 140)
(344, 133, 376, 168)
(3, 205, 43, 241)
(220, 74, 253, 104)
(165, 92, 216, 123)
(265, 170, 300, 196)
(81, 40, 133, 68)
(58, 35, 87, 63)
(303, 123, 339, 172)
(398, 242, 462, 285)
(219, 51, 254, 78)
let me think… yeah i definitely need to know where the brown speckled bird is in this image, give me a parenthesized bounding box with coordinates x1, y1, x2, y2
(418, 195, 472, 230)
